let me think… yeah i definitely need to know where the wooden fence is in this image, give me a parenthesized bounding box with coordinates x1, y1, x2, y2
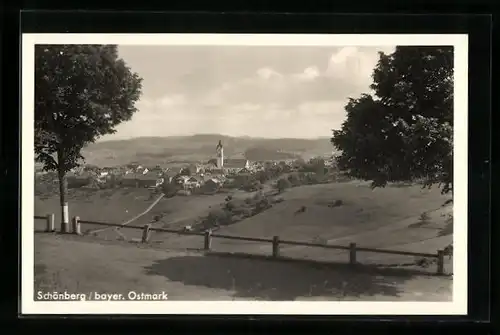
(34, 214, 447, 275)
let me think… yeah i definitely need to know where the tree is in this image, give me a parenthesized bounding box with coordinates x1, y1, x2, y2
(287, 173, 301, 186)
(255, 170, 270, 184)
(276, 178, 292, 193)
(309, 157, 326, 175)
(35, 45, 143, 231)
(206, 209, 232, 227)
(331, 46, 453, 194)
(162, 181, 178, 197)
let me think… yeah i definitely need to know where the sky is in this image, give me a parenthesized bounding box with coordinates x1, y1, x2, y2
(100, 45, 396, 141)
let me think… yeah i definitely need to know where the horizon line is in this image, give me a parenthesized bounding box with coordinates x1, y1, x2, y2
(96, 133, 332, 143)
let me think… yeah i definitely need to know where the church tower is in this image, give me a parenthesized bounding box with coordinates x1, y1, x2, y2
(216, 140, 224, 168)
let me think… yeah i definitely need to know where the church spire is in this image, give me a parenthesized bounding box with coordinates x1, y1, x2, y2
(216, 140, 224, 168)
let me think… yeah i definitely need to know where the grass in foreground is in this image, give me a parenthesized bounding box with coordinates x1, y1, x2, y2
(34, 234, 452, 301)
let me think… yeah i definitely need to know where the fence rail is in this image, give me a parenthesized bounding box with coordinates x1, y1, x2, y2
(35, 213, 447, 275)
(279, 239, 351, 251)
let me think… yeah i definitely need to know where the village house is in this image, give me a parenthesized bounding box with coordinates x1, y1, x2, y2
(187, 163, 204, 174)
(209, 168, 225, 175)
(162, 170, 178, 183)
(137, 172, 164, 188)
(212, 140, 252, 174)
(121, 173, 141, 187)
(102, 166, 116, 173)
(69, 166, 84, 174)
(174, 175, 191, 186)
(203, 178, 221, 193)
(221, 158, 250, 174)
(120, 171, 163, 188)
(147, 166, 165, 177)
(175, 174, 213, 191)
(185, 176, 203, 189)
(135, 166, 149, 175)
(126, 163, 141, 170)
(237, 167, 253, 175)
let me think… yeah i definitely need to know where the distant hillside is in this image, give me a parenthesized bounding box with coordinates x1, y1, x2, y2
(82, 134, 335, 167)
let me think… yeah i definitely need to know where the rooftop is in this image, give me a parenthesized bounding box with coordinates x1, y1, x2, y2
(223, 159, 248, 168)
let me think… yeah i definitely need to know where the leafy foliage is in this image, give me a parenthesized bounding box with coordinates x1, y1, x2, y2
(276, 178, 292, 193)
(35, 45, 143, 174)
(331, 46, 453, 194)
(161, 181, 178, 197)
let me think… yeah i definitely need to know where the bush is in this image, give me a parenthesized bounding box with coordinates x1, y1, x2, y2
(241, 180, 262, 192)
(224, 200, 236, 211)
(287, 173, 301, 187)
(206, 208, 232, 226)
(244, 197, 255, 205)
(419, 211, 430, 222)
(328, 199, 343, 207)
(162, 182, 178, 197)
(254, 198, 272, 214)
(276, 178, 292, 193)
(239, 207, 254, 218)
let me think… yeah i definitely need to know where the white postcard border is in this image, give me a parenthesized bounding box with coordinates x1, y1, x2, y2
(21, 33, 468, 315)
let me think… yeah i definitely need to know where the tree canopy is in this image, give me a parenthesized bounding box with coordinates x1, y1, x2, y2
(34, 44, 143, 228)
(35, 45, 143, 174)
(276, 178, 292, 193)
(331, 46, 453, 194)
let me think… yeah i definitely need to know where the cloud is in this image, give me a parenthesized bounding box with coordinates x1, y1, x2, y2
(256, 67, 283, 80)
(325, 46, 394, 87)
(200, 46, 394, 108)
(102, 45, 396, 140)
(157, 94, 186, 107)
(292, 66, 321, 82)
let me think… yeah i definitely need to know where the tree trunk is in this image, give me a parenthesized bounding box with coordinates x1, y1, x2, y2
(57, 168, 69, 233)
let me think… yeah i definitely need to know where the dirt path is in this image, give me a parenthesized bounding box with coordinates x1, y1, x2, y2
(88, 193, 165, 234)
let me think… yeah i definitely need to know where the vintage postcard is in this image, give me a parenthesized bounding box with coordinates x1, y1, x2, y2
(22, 33, 468, 315)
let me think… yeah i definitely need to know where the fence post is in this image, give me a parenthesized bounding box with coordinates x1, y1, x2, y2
(437, 250, 445, 275)
(141, 224, 151, 243)
(272, 236, 280, 258)
(45, 213, 55, 232)
(72, 216, 81, 235)
(204, 229, 212, 251)
(349, 243, 357, 265)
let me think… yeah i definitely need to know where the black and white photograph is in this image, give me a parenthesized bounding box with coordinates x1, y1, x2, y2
(22, 34, 468, 315)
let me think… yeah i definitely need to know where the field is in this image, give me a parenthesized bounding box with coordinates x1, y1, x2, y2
(210, 181, 453, 270)
(34, 179, 454, 300)
(35, 187, 155, 229)
(34, 233, 452, 301)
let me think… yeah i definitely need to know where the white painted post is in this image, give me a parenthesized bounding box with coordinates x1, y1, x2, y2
(61, 202, 69, 233)
(72, 216, 81, 235)
(45, 213, 55, 232)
